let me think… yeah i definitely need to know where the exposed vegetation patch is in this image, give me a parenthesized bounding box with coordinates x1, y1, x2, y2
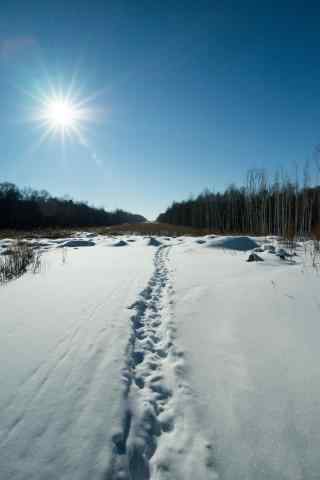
(310, 224, 320, 268)
(0, 243, 41, 284)
(106, 222, 209, 237)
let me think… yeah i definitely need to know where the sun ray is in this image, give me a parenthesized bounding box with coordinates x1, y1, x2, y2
(33, 92, 89, 141)
(23, 75, 107, 159)
(25, 124, 57, 157)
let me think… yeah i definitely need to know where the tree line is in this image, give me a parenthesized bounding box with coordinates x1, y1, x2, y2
(157, 169, 320, 238)
(0, 182, 145, 229)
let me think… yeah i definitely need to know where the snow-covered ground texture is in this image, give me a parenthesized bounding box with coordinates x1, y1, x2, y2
(0, 233, 319, 479)
(171, 236, 320, 480)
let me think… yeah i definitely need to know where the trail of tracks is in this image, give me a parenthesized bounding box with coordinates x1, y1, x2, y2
(106, 245, 174, 479)
(106, 245, 218, 480)
(0, 242, 218, 479)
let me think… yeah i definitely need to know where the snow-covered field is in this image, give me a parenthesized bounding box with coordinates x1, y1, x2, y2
(0, 234, 319, 479)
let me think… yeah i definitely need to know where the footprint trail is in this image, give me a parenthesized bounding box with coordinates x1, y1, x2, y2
(106, 245, 218, 480)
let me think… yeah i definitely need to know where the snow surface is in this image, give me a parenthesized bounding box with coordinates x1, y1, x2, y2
(147, 237, 162, 247)
(0, 239, 154, 479)
(61, 239, 96, 248)
(171, 239, 320, 480)
(113, 239, 129, 247)
(206, 235, 259, 251)
(0, 234, 319, 479)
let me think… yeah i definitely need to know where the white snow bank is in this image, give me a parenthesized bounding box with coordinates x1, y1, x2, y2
(206, 235, 259, 251)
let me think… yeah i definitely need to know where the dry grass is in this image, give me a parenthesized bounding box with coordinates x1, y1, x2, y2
(0, 223, 210, 240)
(0, 228, 77, 240)
(311, 224, 320, 268)
(105, 222, 211, 237)
(312, 223, 320, 242)
(0, 242, 41, 284)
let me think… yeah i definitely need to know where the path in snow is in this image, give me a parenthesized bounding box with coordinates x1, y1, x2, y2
(106, 245, 218, 480)
(0, 239, 218, 479)
(0, 244, 154, 480)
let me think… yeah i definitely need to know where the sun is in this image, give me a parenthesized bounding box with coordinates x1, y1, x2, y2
(38, 95, 85, 136)
(29, 87, 95, 144)
(45, 99, 78, 128)
(26, 79, 103, 151)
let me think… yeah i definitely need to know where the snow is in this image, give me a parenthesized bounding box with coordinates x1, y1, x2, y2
(195, 239, 206, 244)
(61, 239, 96, 247)
(147, 237, 162, 247)
(113, 239, 129, 247)
(0, 239, 154, 479)
(206, 235, 259, 251)
(0, 234, 319, 479)
(171, 238, 320, 480)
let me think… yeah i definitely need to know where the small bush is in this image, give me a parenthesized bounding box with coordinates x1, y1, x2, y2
(311, 224, 320, 268)
(284, 224, 296, 253)
(0, 243, 41, 284)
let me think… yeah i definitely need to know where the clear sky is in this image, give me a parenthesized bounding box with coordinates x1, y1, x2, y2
(1, 1, 320, 219)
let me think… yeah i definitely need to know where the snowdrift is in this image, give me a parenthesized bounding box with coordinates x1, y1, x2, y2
(60, 239, 96, 248)
(113, 240, 128, 247)
(206, 235, 259, 251)
(148, 237, 162, 246)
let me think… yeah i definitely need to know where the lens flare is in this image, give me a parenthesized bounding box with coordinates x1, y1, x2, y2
(26, 79, 102, 149)
(35, 92, 90, 144)
(44, 99, 78, 128)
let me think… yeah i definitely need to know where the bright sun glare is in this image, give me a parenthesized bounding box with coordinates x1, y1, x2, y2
(29, 84, 98, 147)
(45, 99, 78, 128)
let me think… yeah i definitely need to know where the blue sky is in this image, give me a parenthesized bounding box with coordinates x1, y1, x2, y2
(1, 1, 320, 219)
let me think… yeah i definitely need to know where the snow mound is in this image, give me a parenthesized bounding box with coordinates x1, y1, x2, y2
(60, 239, 95, 248)
(277, 247, 289, 257)
(196, 239, 206, 244)
(148, 237, 162, 247)
(247, 252, 264, 262)
(206, 236, 259, 251)
(264, 244, 276, 253)
(1, 248, 15, 255)
(53, 239, 69, 244)
(113, 240, 128, 247)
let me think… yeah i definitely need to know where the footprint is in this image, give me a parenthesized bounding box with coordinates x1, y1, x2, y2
(135, 376, 145, 389)
(150, 383, 172, 401)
